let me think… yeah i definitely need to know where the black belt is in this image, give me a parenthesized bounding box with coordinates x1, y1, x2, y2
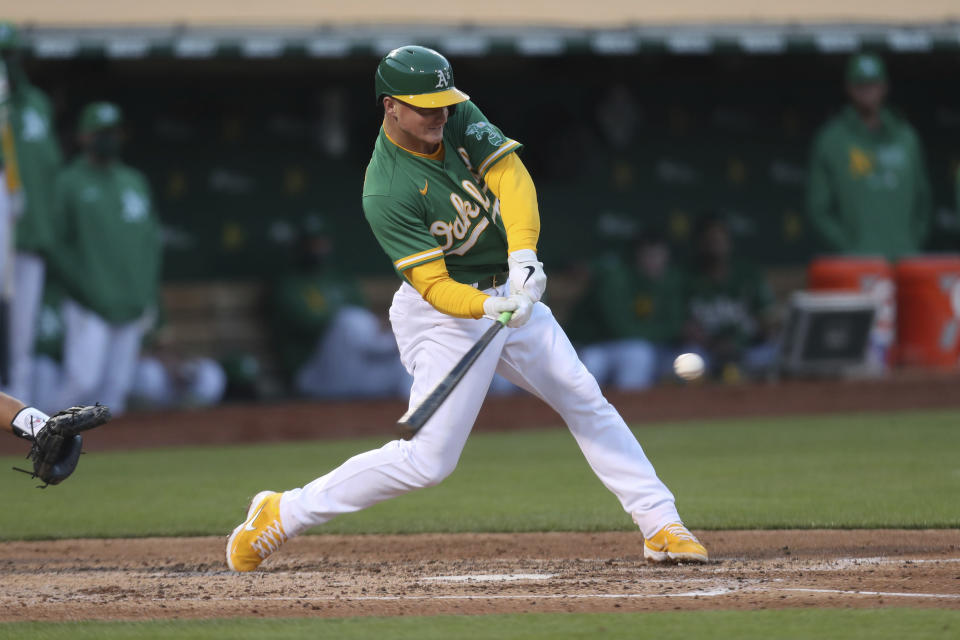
(471, 271, 509, 290)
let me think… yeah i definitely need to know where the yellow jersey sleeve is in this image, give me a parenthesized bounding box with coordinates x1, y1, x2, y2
(404, 259, 489, 319)
(484, 153, 540, 254)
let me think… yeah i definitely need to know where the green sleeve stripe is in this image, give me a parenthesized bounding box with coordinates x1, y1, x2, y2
(478, 139, 521, 177)
(394, 247, 445, 271)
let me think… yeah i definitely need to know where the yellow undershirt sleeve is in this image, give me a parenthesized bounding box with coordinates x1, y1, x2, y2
(404, 258, 489, 319)
(484, 153, 540, 253)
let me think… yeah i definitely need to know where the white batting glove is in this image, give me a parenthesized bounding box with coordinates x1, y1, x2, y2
(482, 293, 534, 328)
(507, 249, 547, 303)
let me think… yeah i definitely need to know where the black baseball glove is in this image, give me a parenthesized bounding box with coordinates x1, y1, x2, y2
(14, 405, 112, 487)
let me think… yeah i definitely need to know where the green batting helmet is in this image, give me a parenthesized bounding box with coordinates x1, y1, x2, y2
(78, 101, 123, 135)
(375, 45, 469, 108)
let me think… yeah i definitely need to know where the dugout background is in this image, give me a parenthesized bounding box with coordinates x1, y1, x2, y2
(22, 49, 960, 281)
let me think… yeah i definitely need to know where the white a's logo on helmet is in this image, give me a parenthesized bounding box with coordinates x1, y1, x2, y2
(435, 68, 450, 89)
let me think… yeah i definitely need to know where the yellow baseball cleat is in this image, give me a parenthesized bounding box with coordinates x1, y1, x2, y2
(226, 491, 288, 572)
(643, 523, 708, 563)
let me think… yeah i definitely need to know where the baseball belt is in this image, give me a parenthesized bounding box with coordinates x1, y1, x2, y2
(471, 271, 509, 291)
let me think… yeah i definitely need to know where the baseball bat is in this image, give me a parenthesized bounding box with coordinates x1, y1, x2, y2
(397, 311, 512, 440)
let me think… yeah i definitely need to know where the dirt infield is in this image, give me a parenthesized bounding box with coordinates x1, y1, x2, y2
(1, 530, 957, 622)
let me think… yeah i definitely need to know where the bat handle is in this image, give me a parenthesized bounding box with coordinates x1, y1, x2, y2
(497, 311, 513, 325)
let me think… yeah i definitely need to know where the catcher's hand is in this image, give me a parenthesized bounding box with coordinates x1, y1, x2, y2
(14, 405, 112, 487)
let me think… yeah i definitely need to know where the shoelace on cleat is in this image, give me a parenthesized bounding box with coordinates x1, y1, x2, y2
(662, 523, 698, 542)
(251, 521, 287, 559)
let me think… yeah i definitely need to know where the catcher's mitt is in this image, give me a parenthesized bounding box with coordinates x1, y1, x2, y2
(13, 405, 112, 487)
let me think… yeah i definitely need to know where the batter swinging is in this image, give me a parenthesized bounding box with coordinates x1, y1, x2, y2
(227, 46, 707, 570)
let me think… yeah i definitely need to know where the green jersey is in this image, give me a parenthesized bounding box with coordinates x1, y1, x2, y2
(33, 278, 65, 362)
(567, 254, 685, 345)
(0, 78, 63, 254)
(270, 269, 366, 378)
(47, 157, 161, 323)
(684, 261, 773, 347)
(807, 107, 932, 259)
(362, 101, 522, 284)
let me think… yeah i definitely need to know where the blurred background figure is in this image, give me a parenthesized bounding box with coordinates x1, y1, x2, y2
(683, 214, 778, 382)
(0, 21, 63, 404)
(269, 215, 411, 399)
(806, 53, 932, 260)
(128, 306, 227, 410)
(27, 278, 63, 413)
(568, 229, 685, 390)
(46, 102, 162, 414)
(955, 165, 960, 222)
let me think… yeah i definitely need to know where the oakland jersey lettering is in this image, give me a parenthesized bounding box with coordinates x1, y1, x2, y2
(362, 101, 521, 284)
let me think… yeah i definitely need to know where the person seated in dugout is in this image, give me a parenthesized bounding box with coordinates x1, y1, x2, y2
(681, 213, 778, 382)
(269, 215, 412, 399)
(568, 229, 686, 390)
(128, 305, 228, 411)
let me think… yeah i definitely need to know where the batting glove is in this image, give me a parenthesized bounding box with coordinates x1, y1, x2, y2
(507, 249, 547, 303)
(482, 293, 534, 328)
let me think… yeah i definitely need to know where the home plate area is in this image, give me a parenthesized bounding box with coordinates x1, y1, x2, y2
(1, 530, 957, 621)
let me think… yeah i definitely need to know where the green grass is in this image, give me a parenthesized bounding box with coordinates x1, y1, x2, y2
(1, 408, 958, 539)
(1, 610, 958, 639)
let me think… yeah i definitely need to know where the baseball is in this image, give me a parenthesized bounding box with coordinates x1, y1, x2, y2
(673, 353, 705, 381)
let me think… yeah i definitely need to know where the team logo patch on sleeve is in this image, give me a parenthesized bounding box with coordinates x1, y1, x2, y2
(465, 122, 506, 147)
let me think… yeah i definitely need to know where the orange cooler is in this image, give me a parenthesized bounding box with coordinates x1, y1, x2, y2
(895, 256, 960, 368)
(807, 256, 895, 367)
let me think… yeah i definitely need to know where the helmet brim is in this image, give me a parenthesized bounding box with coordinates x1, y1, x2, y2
(391, 87, 470, 109)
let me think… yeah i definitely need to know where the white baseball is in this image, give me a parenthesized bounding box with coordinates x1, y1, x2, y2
(673, 353, 705, 381)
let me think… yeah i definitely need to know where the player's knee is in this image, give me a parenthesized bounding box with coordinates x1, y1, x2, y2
(408, 448, 459, 488)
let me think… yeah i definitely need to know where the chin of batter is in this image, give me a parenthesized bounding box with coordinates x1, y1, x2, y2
(226, 45, 707, 573)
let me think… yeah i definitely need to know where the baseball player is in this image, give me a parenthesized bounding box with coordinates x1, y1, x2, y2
(0, 22, 64, 403)
(228, 46, 707, 571)
(46, 102, 161, 415)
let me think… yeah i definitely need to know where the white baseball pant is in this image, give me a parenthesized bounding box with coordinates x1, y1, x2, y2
(53, 299, 146, 414)
(3, 252, 45, 403)
(129, 355, 227, 408)
(280, 283, 681, 539)
(579, 339, 661, 391)
(294, 306, 412, 399)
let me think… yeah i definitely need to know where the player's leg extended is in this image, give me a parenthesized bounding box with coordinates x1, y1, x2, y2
(497, 300, 691, 535)
(229, 285, 505, 570)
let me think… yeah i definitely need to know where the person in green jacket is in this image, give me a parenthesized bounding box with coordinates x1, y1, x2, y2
(0, 22, 64, 403)
(806, 53, 932, 260)
(568, 230, 686, 390)
(46, 102, 162, 414)
(270, 215, 410, 399)
(683, 213, 777, 381)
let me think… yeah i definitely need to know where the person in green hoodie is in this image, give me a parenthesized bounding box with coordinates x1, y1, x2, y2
(806, 53, 932, 260)
(567, 230, 686, 390)
(270, 215, 411, 399)
(0, 22, 63, 403)
(46, 102, 161, 414)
